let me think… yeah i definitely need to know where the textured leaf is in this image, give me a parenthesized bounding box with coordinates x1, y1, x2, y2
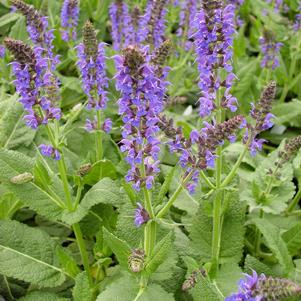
(72, 272, 93, 301)
(96, 274, 175, 301)
(18, 292, 69, 301)
(145, 231, 173, 276)
(62, 178, 123, 225)
(0, 96, 35, 149)
(282, 221, 301, 256)
(103, 228, 131, 270)
(0, 150, 63, 220)
(190, 192, 245, 263)
(251, 218, 294, 275)
(244, 255, 278, 277)
(0, 220, 66, 287)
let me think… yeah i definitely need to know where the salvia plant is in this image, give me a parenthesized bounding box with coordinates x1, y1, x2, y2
(0, 0, 300, 301)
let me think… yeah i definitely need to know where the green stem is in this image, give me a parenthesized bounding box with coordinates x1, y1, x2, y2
(144, 221, 156, 257)
(221, 141, 250, 188)
(57, 154, 73, 211)
(143, 187, 154, 219)
(95, 110, 103, 162)
(72, 223, 93, 286)
(200, 170, 215, 189)
(254, 209, 264, 256)
(287, 187, 301, 213)
(156, 170, 194, 219)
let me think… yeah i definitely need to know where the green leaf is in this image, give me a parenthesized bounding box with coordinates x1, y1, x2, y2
(273, 99, 301, 127)
(18, 292, 69, 301)
(145, 231, 173, 276)
(72, 272, 93, 301)
(62, 178, 123, 225)
(56, 247, 80, 278)
(251, 218, 294, 275)
(190, 192, 246, 264)
(155, 167, 175, 205)
(0, 150, 63, 221)
(103, 228, 131, 270)
(0, 96, 35, 149)
(0, 220, 66, 287)
(244, 255, 279, 277)
(96, 274, 175, 301)
(282, 221, 301, 256)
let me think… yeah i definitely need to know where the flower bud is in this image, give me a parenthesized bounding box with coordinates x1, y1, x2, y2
(128, 249, 145, 273)
(10, 172, 33, 184)
(77, 163, 92, 177)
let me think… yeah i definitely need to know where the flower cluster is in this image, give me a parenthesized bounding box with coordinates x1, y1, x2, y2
(109, 0, 133, 50)
(134, 203, 150, 227)
(194, 0, 237, 117)
(60, 0, 79, 42)
(139, 0, 168, 48)
(259, 30, 282, 70)
(4, 38, 61, 130)
(159, 114, 245, 193)
(245, 81, 276, 156)
(177, 0, 198, 50)
(128, 248, 145, 273)
(39, 144, 60, 160)
(226, 270, 301, 300)
(11, 0, 58, 68)
(114, 46, 165, 190)
(76, 21, 111, 133)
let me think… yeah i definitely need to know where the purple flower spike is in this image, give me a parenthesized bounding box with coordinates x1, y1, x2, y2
(134, 203, 150, 227)
(260, 30, 282, 70)
(226, 270, 301, 301)
(114, 46, 166, 190)
(194, 1, 237, 117)
(61, 0, 79, 42)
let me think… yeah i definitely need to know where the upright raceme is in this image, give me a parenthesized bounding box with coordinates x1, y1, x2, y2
(114, 46, 165, 190)
(109, 0, 133, 50)
(76, 21, 111, 133)
(226, 270, 301, 300)
(177, 0, 198, 50)
(194, 0, 237, 117)
(245, 81, 276, 156)
(11, 0, 59, 68)
(139, 0, 168, 48)
(259, 29, 282, 70)
(4, 38, 61, 157)
(60, 0, 80, 42)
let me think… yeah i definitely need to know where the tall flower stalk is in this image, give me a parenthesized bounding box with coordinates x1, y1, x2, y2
(5, 38, 93, 287)
(76, 21, 110, 166)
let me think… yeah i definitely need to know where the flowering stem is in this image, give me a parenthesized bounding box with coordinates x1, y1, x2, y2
(287, 187, 301, 213)
(144, 221, 156, 257)
(44, 123, 93, 287)
(156, 170, 194, 219)
(72, 223, 93, 286)
(95, 110, 103, 162)
(221, 136, 252, 188)
(200, 170, 215, 189)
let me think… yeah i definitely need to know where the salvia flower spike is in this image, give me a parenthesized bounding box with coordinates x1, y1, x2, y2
(60, 0, 80, 42)
(226, 270, 301, 301)
(11, 0, 59, 68)
(245, 81, 276, 156)
(278, 135, 301, 166)
(194, 0, 237, 117)
(76, 21, 111, 133)
(114, 46, 166, 190)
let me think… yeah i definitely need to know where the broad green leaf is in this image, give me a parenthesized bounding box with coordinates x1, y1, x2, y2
(72, 272, 93, 301)
(251, 218, 294, 275)
(56, 247, 80, 278)
(145, 231, 173, 276)
(0, 13, 19, 28)
(0, 220, 66, 287)
(155, 166, 175, 205)
(0, 150, 63, 221)
(190, 192, 245, 264)
(18, 292, 69, 301)
(282, 221, 301, 256)
(62, 178, 122, 225)
(103, 228, 131, 270)
(96, 274, 175, 301)
(273, 99, 301, 128)
(244, 255, 279, 278)
(0, 96, 35, 149)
